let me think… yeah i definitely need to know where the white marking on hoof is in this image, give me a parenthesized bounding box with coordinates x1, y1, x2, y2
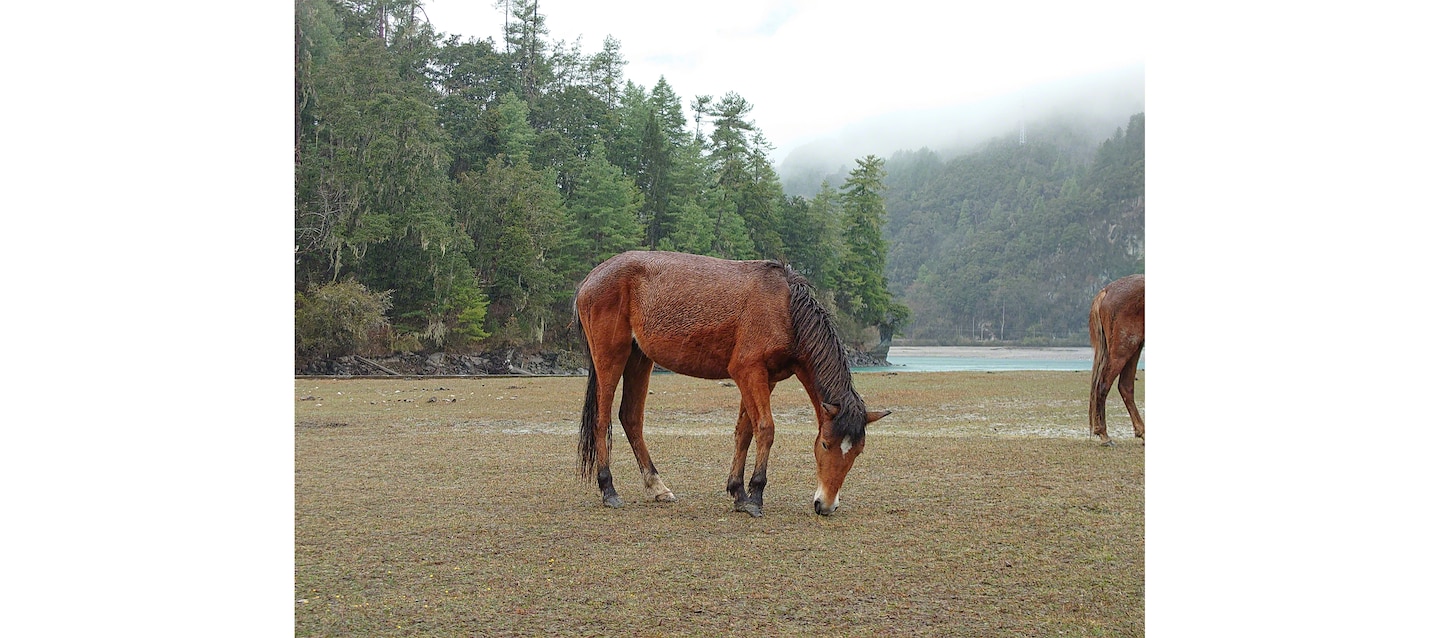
(644, 475, 677, 502)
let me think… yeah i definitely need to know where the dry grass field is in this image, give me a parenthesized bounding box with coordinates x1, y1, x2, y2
(296, 370, 1144, 636)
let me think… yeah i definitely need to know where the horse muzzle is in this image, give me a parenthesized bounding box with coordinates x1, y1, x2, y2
(812, 488, 839, 516)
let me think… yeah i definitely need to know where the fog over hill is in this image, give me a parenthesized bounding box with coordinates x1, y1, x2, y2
(778, 64, 1144, 197)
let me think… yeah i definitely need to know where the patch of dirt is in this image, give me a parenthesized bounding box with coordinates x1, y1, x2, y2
(295, 421, 348, 429)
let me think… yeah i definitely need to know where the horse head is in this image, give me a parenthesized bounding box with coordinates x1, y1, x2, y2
(812, 402, 890, 516)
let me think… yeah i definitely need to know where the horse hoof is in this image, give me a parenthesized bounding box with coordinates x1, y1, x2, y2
(603, 495, 623, 509)
(653, 490, 677, 503)
(741, 502, 763, 518)
(1100, 440, 1116, 448)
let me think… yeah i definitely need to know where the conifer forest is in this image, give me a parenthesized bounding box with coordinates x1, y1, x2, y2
(293, 0, 1143, 363)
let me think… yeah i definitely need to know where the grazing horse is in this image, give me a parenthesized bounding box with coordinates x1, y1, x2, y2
(1088, 274, 1145, 446)
(575, 251, 890, 517)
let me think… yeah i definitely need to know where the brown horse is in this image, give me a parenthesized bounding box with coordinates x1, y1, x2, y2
(1088, 274, 1145, 446)
(575, 251, 890, 517)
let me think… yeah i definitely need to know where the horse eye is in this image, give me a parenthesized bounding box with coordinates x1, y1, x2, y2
(820, 441, 829, 451)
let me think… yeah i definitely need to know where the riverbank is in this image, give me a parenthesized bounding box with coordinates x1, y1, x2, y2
(298, 346, 892, 377)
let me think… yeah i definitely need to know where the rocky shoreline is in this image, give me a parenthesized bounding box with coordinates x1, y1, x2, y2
(298, 347, 889, 377)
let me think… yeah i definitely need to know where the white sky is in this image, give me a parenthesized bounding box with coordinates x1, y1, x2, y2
(422, 0, 1145, 162)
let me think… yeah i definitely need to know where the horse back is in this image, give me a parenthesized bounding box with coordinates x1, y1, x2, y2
(577, 251, 795, 379)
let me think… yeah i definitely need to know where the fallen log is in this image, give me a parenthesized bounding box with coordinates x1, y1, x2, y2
(355, 356, 401, 376)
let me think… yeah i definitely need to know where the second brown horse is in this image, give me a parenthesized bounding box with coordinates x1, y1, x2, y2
(575, 251, 890, 517)
(1088, 274, 1145, 446)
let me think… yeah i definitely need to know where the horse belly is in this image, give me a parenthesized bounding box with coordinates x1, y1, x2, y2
(638, 333, 735, 380)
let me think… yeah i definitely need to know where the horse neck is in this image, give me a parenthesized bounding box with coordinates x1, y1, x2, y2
(785, 271, 862, 412)
(797, 341, 860, 411)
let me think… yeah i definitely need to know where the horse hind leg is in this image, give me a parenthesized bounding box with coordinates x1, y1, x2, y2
(1088, 292, 1114, 447)
(1093, 350, 1138, 447)
(1117, 350, 1145, 440)
(588, 342, 630, 509)
(1089, 357, 1116, 447)
(618, 345, 676, 503)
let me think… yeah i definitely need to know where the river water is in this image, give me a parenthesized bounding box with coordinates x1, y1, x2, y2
(857, 346, 1145, 373)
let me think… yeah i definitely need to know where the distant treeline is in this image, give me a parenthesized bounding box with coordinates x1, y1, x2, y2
(294, 0, 904, 362)
(881, 114, 1145, 344)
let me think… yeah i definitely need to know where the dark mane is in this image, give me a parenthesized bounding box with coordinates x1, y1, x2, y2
(780, 264, 868, 440)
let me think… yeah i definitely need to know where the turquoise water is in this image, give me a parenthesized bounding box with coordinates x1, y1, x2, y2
(855, 347, 1144, 373)
(858, 356, 1088, 372)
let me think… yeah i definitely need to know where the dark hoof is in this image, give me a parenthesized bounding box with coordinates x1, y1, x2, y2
(602, 494, 623, 508)
(733, 500, 762, 517)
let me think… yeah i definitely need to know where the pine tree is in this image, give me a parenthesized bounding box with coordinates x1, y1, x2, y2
(452, 156, 567, 341)
(837, 156, 907, 332)
(779, 179, 842, 290)
(495, 91, 537, 164)
(501, 0, 551, 102)
(569, 140, 644, 266)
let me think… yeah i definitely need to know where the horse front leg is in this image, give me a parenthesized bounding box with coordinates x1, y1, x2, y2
(727, 407, 754, 512)
(732, 374, 777, 518)
(744, 412, 775, 518)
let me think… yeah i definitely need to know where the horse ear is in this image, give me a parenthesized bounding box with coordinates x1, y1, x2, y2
(865, 409, 892, 424)
(822, 403, 840, 417)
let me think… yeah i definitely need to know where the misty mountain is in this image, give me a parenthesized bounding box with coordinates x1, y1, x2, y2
(880, 112, 1145, 344)
(777, 64, 1143, 198)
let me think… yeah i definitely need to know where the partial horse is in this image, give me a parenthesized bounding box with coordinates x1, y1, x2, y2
(575, 251, 890, 517)
(1088, 274, 1145, 446)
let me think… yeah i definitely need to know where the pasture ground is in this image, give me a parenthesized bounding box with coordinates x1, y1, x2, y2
(296, 370, 1144, 637)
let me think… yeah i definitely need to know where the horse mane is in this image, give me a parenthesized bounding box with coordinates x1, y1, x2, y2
(777, 262, 868, 441)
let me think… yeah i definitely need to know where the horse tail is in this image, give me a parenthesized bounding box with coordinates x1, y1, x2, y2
(576, 310, 601, 480)
(1087, 288, 1110, 435)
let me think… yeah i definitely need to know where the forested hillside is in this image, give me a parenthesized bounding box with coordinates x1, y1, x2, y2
(881, 114, 1145, 344)
(294, 0, 903, 362)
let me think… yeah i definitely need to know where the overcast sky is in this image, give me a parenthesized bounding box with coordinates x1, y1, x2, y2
(422, 0, 1144, 163)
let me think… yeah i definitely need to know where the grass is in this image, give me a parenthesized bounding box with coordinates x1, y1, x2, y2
(296, 370, 1144, 636)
